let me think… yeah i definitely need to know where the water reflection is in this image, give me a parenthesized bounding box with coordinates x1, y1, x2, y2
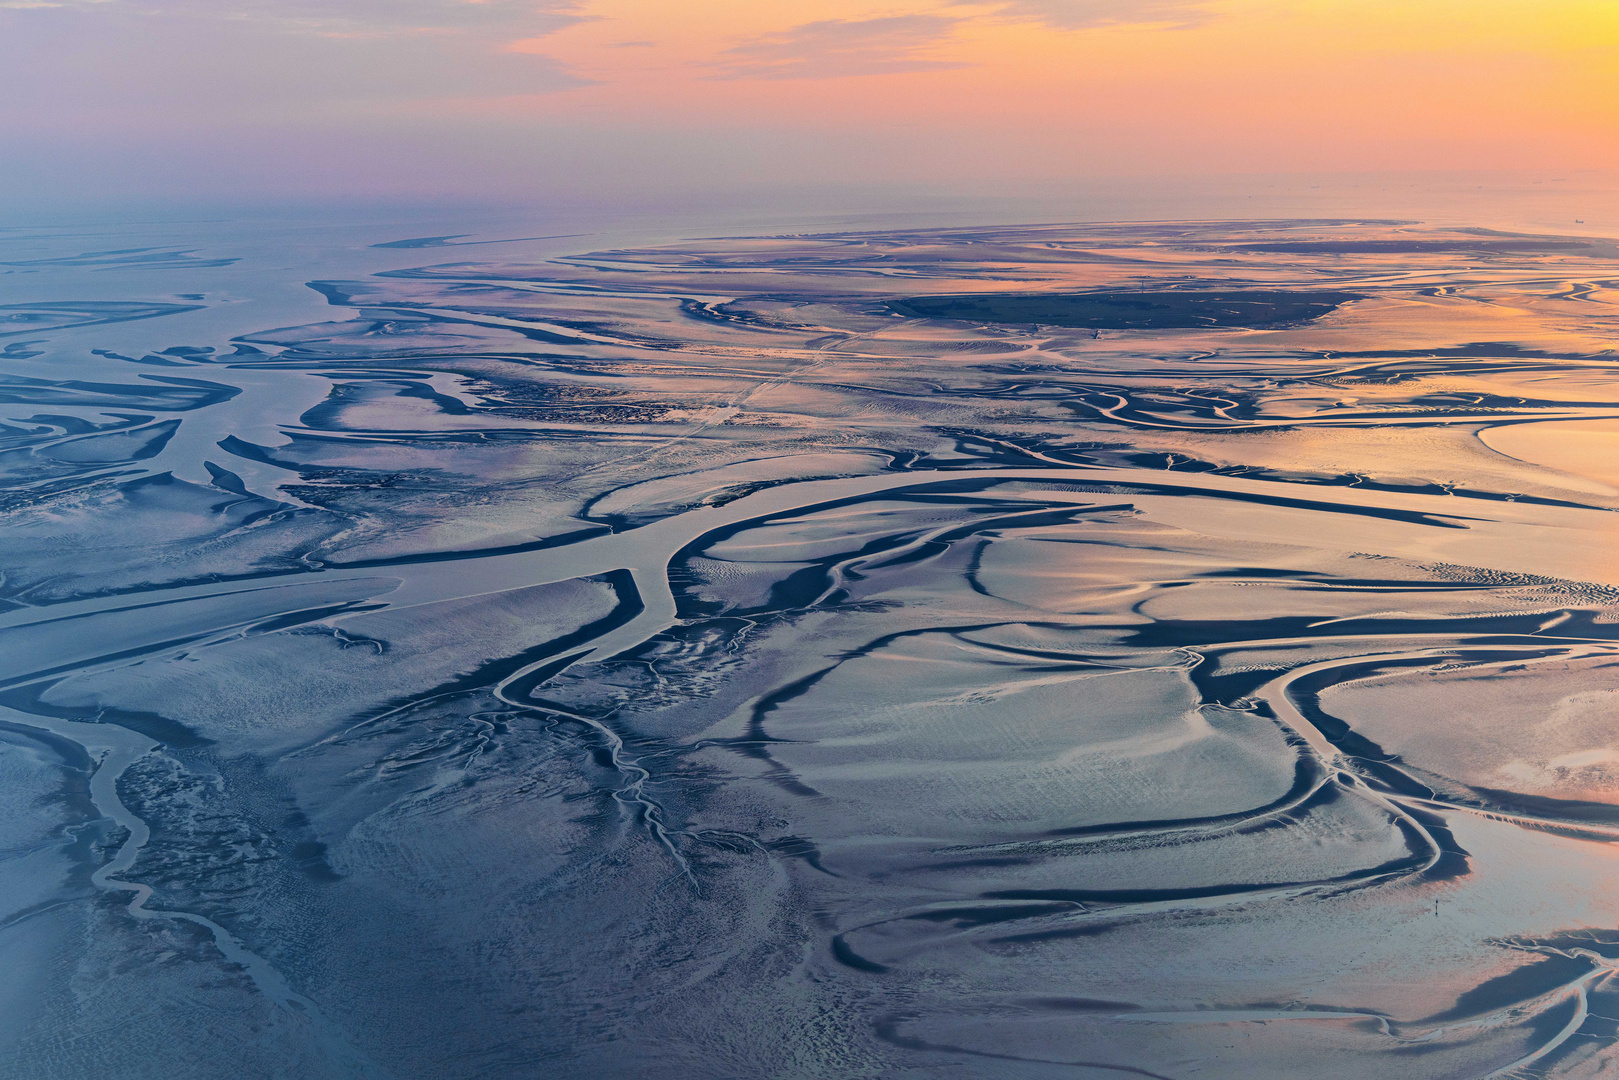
(3, 217, 1619, 1078)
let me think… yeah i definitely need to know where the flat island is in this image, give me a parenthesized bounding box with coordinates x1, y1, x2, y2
(889, 289, 1360, 329)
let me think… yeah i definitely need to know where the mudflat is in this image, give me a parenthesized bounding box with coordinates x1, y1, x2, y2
(6, 216, 1619, 1080)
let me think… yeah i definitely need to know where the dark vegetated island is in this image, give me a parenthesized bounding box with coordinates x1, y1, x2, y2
(889, 290, 1361, 329)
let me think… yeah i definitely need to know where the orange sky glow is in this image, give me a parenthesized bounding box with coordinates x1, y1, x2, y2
(2, 0, 1615, 205)
(509, 0, 1619, 173)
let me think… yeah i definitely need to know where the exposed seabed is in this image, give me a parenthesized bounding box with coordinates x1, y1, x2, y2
(3, 218, 1619, 1077)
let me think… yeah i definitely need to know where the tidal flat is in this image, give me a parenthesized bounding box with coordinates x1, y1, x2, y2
(4, 216, 1619, 1078)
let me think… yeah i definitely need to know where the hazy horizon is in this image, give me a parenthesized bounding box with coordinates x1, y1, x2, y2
(4, 1, 1616, 213)
(10, 6, 1619, 1079)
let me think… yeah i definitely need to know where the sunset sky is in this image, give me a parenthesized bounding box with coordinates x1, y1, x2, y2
(3, 0, 1616, 208)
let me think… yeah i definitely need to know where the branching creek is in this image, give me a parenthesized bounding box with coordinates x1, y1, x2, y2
(5, 218, 1619, 1077)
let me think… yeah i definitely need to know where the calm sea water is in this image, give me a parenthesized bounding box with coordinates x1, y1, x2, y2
(5, 179, 1619, 1077)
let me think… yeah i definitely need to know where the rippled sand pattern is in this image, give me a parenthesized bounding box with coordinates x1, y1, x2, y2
(5, 219, 1619, 1078)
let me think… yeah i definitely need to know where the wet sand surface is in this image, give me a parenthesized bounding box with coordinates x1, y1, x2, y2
(4, 216, 1619, 1077)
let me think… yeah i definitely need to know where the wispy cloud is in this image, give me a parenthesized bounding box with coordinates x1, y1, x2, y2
(991, 0, 1216, 30)
(243, 0, 587, 39)
(1, 0, 590, 121)
(714, 14, 967, 80)
(6, 0, 587, 37)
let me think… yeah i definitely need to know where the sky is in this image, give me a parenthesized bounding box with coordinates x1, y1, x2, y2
(2, 0, 1616, 210)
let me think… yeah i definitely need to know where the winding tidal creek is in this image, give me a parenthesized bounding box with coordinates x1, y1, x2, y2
(6, 216, 1619, 1078)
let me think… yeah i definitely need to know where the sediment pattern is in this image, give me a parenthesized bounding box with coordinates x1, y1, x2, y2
(4, 218, 1619, 1077)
